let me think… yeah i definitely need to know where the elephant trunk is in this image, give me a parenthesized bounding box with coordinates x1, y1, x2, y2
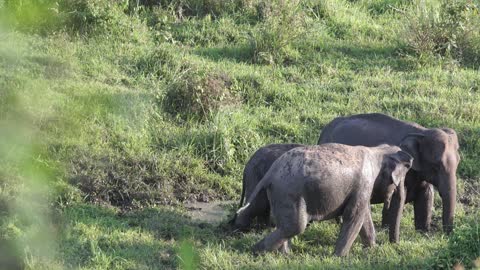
(437, 172, 456, 234)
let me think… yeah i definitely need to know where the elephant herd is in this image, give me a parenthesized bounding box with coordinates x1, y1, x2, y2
(231, 113, 460, 256)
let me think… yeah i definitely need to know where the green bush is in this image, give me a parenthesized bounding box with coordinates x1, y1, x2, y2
(163, 68, 239, 121)
(403, 0, 480, 66)
(360, 0, 411, 15)
(303, 0, 383, 39)
(59, 0, 151, 40)
(0, 0, 60, 33)
(135, 0, 254, 18)
(170, 16, 245, 46)
(58, 0, 121, 33)
(248, 0, 306, 65)
(1, 0, 151, 41)
(188, 116, 264, 175)
(135, 44, 182, 81)
(434, 214, 480, 269)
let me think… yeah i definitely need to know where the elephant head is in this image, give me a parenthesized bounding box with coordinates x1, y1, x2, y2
(378, 150, 413, 242)
(400, 128, 460, 232)
(378, 150, 413, 194)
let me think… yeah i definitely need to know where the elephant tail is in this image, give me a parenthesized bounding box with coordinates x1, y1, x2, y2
(238, 170, 247, 209)
(236, 174, 271, 215)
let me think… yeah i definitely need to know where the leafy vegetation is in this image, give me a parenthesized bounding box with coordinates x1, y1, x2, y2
(403, 0, 480, 66)
(0, 0, 479, 269)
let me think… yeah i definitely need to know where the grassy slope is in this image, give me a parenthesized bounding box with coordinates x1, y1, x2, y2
(1, 0, 479, 269)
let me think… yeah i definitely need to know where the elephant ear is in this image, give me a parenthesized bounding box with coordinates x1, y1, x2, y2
(441, 128, 460, 150)
(441, 128, 456, 136)
(386, 151, 414, 186)
(399, 134, 424, 171)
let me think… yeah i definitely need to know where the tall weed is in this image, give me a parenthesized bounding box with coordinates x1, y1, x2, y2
(403, 0, 480, 66)
(249, 0, 306, 65)
(134, 0, 255, 18)
(163, 67, 239, 121)
(434, 214, 480, 269)
(0, 0, 59, 33)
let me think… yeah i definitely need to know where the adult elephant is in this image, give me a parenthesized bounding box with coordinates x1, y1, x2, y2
(318, 113, 460, 233)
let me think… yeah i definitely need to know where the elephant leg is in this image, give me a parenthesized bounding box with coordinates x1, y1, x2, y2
(253, 220, 306, 254)
(277, 239, 292, 254)
(253, 229, 288, 253)
(256, 212, 272, 228)
(254, 197, 307, 254)
(334, 198, 367, 256)
(235, 189, 270, 230)
(414, 182, 434, 232)
(359, 206, 375, 248)
(253, 189, 271, 227)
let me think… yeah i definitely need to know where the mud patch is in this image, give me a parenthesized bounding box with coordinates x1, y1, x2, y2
(185, 201, 234, 224)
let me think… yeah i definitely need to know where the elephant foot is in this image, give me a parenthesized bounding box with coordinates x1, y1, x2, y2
(252, 240, 267, 255)
(233, 219, 252, 232)
(256, 215, 272, 227)
(277, 240, 291, 254)
(415, 225, 430, 233)
(253, 240, 290, 255)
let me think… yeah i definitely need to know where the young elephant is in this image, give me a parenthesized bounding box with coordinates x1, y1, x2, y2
(238, 143, 413, 256)
(232, 143, 304, 230)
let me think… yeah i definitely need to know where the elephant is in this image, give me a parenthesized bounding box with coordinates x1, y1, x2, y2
(237, 143, 413, 256)
(318, 113, 460, 233)
(231, 143, 304, 230)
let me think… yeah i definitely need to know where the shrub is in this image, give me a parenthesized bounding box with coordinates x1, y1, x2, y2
(58, 0, 119, 33)
(303, 0, 383, 39)
(361, 0, 411, 15)
(169, 15, 245, 46)
(0, 0, 60, 33)
(59, 0, 151, 39)
(163, 68, 239, 121)
(134, 0, 254, 18)
(1, 0, 151, 40)
(135, 44, 182, 81)
(248, 0, 306, 65)
(403, 0, 480, 66)
(434, 214, 480, 269)
(188, 117, 263, 175)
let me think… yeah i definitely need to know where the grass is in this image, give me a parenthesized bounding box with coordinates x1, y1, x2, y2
(0, 0, 479, 269)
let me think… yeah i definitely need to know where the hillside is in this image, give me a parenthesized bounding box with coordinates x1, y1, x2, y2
(0, 0, 479, 269)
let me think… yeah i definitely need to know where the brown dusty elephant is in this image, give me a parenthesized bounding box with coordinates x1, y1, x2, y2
(318, 113, 460, 233)
(231, 144, 304, 230)
(237, 143, 413, 256)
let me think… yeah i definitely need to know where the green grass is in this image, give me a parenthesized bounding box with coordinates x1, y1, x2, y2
(1, 0, 479, 269)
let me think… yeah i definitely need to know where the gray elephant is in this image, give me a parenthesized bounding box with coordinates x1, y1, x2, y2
(318, 113, 460, 233)
(238, 144, 413, 256)
(232, 144, 304, 230)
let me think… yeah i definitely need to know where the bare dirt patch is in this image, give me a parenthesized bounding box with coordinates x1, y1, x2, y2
(185, 200, 234, 224)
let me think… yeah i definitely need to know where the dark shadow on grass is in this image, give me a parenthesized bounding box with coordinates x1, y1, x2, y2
(193, 45, 254, 64)
(27, 55, 72, 79)
(194, 41, 416, 72)
(308, 42, 416, 72)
